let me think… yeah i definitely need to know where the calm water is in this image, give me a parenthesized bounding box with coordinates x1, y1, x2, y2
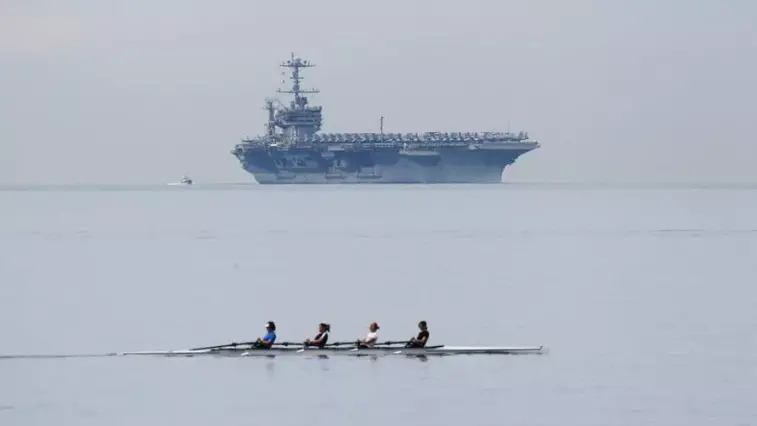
(1, 184, 756, 425)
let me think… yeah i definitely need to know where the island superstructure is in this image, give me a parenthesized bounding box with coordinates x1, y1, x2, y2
(231, 54, 540, 184)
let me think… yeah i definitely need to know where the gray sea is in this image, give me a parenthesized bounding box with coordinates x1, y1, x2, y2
(1, 183, 756, 426)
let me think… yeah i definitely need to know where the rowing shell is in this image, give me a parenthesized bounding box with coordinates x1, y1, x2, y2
(0, 345, 546, 360)
(119, 345, 545, 358)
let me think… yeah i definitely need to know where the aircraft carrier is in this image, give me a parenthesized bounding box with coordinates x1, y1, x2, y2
(231, 54, 540, 184)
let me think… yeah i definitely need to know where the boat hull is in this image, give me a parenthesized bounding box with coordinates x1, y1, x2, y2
(233, 145, 538, 184)
(121, 345, 545, 357)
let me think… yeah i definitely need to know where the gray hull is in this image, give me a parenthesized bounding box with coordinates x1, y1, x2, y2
(235, 145, 536, 184)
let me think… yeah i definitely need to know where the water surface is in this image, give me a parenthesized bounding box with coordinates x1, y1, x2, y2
(2, 184, 756, 425)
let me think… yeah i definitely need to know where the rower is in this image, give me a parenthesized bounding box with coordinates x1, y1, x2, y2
(254, 321, 277, 349)
(406, 320, 430, 348)
(357, 322, 379, 348)
(304, 323, 330, 348)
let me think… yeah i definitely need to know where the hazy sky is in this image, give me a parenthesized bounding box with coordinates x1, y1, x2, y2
(1, 0, 756, 184)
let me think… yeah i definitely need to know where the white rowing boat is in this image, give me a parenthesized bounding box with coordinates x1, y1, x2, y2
(0, 345, 546, 360)
(118, 345, 545, 358)
(244, 345, 544, 357)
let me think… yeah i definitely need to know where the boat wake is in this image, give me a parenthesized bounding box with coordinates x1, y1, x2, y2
(0, 353, 121, 360)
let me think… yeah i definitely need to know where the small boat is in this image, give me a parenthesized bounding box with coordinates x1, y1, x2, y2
(166, 176, 193, 186)
(0, 342, 546, 361)
(118, 343, 545, 358)
(243, 345, 544, 357)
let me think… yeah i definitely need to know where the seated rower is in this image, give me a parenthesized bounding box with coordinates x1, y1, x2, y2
(357, 322, 379, 348)
(406, 320, 430, 348)
(254, 321, 277, 349)
(304, 323, 330, 348)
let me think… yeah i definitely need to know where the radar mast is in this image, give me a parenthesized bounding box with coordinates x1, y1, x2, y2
(277, 52, 319, 109)
(266, 53, 323, 140)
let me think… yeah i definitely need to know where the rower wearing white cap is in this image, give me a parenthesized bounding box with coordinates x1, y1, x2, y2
(357, 322, 379, 348)
(254, 321, 277, 348)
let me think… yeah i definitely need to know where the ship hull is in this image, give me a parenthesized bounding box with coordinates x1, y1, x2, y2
(235, 145, 536, 184)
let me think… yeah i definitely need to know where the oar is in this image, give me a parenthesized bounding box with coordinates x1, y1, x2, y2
(191, 341, 306, 351)
(193, 339, 411, 351)
(190, 341, 254, 351)
(379, 340, 411, 346)
(320, 340, 411, 347)
(323, 341, 359, 347)
(323, 341, 379, 347)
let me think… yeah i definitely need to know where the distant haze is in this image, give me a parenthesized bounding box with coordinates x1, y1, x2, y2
(1, 0, 756, 185)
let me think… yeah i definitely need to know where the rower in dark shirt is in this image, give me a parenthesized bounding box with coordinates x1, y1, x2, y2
(406, 320, 430, 348)
(304, 323, 330, 348)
